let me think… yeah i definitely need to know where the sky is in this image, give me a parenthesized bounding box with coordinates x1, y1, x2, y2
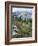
(12, 7, 32, 13)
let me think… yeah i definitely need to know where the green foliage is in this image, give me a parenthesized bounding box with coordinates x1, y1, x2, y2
(11, 16, 32, 38)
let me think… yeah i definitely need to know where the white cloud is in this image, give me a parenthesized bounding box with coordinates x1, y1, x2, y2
(12, 7, 32, 12)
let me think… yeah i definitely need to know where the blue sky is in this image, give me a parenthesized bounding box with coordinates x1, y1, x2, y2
(12, 7, 32, 13)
